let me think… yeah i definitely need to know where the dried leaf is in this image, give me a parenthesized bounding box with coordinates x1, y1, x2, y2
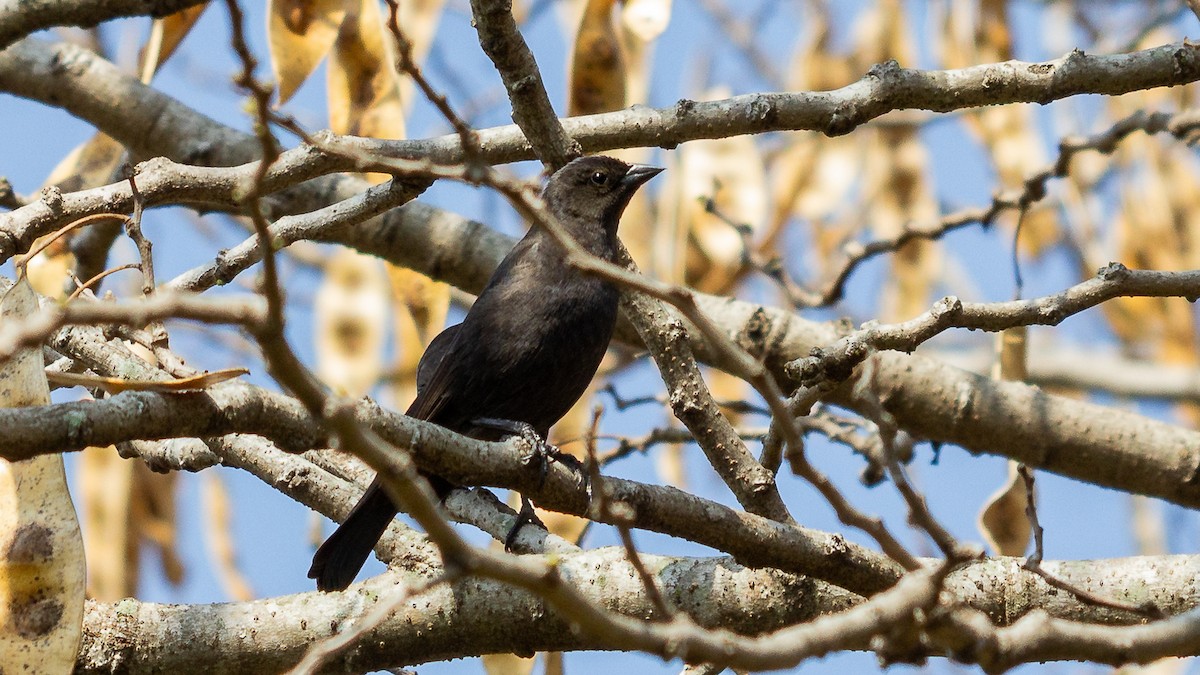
(978, 328, 1031, 556)
(134, 466, 183, 586)
(392, 0, 447, 113)
(1107, 138, 1193, 349)
(482, 654, 536, 675)
(0, 276, 85, 670)
(655, 441, 685, 488)
(851, 0, 913, 70)
(616, 0, 666, 108)
(849, 4, 943, 319)
(767, 9, 861, 257)
(329, 0, 405, 142)
(569, 0, 625, 116)
(1130, 495, 1165, 556)
(79, 457, 183, 596)
(940, 1, 1057, 255)
(996, 326, 1027, 382)
(862, 125, 940, 321)
(978, 461, 1030, 556)
(27, 131, 128, 297)
(41, 133, 126, 197)
(268, 0, 348, 104)
(25, 250, 74, 300)
(1115, 658, 1189, 675)
(659, 89, 765, 293)
(616, 11, 653, 108)
(555, 0, 587, 38)
(141, 4, 209, 83)
(316, 249, 390, 397)
(46, 368, 249, 394)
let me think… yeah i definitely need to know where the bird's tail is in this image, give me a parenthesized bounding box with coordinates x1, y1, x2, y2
(308, 477, 397, 591)
(308, 473, 454, 591)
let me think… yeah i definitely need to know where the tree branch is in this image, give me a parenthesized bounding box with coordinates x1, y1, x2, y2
(466, 0, 579, 168)
(0, 0, 207, 51)
(74, 553, 1200, 672)
(4, 39, 1199, 171)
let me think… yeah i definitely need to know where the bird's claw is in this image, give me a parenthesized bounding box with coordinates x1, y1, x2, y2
(472, 416, 593, 497)
(516, 424, 554, 488)
(530, 437, 593, 498)
(504, 495, 546, 552)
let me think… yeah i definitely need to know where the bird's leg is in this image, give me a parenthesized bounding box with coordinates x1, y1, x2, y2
(503, 494, 546, 552)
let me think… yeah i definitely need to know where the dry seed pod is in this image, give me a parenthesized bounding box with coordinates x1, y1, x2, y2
(328, 0, 405, 141)
(978, 328, 1032, 556)
(0, 276, 86, 670)
(268, 0, 348, 104)
(569, 0, 625, 116)
(316, 248, 390, 397)
(141, 4, 208, 83)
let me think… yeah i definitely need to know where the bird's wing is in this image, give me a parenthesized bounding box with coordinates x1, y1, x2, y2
(405, 236, 533, 424)
(415, 323, 460, 395)
(405, 323, 462, 422)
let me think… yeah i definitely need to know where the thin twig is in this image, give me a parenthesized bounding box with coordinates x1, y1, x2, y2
(67, 263, 141, 301)
(789, 265, 1200, 390)
(382, 0, 481, 165)
(800, 109, 1200, 308)
(124, 172, 155, 296)
(585, 407, 673, 618)
(1018, 466, 1163, 619)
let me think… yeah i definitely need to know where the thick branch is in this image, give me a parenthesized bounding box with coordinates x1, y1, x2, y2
(74, 554, 1200, 672)
(335, 40, 1200, 162)
(0, 0, 207, 51)
(790, 265, 1200, 387)
(75, 550, 856, 673)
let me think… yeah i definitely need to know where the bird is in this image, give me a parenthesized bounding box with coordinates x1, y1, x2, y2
(308, 155, 663, 591)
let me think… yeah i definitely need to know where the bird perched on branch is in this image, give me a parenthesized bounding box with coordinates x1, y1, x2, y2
(308, 155, 663, 591)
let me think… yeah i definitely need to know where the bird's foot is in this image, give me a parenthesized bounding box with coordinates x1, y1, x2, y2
(472, 417, 592, 503)
(472, 417, 572, 488)
(504, 494, 546, 552)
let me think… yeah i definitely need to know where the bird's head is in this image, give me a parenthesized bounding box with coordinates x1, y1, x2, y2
(542, 155, 663, 237)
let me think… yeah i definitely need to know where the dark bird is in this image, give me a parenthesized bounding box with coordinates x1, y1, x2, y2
(308, 155, 662, 591)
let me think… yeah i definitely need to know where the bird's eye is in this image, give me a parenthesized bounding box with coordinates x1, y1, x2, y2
(590, 171, 608, 186)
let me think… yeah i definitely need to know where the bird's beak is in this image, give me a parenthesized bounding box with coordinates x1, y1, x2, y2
(621, 164, 664, 189)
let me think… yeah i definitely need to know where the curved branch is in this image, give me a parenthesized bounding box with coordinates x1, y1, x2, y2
(790, 265, 1200, 387)
(0, 0, 207, 51)
(3, 38, 1199, 170)
(74, 551, 858, 674)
